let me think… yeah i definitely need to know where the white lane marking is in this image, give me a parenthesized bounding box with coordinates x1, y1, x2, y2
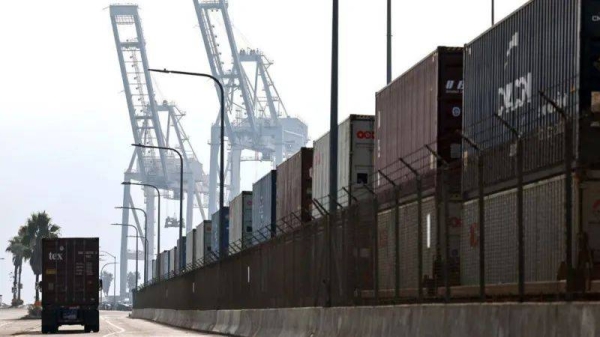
(102, 316, 126, 337)
(0, 322, 10, 328)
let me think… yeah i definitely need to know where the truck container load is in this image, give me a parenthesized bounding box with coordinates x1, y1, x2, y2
(41, 238, 100, 333)
(211, 208, 230, 257)
(230, 191, 254, 250)
(375, 46, 463, 202)
(459, 0, 600, 289)
(312, 114, 375, 217)
(186, 231, 194, 267)
(276, 147, 313, 227)
(252, 170, 277, 239)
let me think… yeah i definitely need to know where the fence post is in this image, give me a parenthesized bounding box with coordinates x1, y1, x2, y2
(540, 92, 574, 300)
(379, 170, 400, 301)
(400, 158, 422, 302)
(458, 131, 485, 301)
(425, 145, 450, 301)
(360, 183, 378, 303)
(494, 114, 524, 302)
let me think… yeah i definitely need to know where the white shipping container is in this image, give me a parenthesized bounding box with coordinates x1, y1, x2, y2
(312, 115, 375, 217)
(186, 230, 195, 267)
(195, 220, 212, 262)
(230, 192, 253, 249)
(168, 248, 176, 274)
(160, 251, 168, 277)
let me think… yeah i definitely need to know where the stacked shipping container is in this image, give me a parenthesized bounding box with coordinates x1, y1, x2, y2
(276, 148, 313, 227)
(211, 207, 230, 256)
(459, 0, 600, 286)
(311, 115, 375, 217)
(374, 47, 464, 292)
(230, 191, 254, 249)
(253, 171, 277, 239)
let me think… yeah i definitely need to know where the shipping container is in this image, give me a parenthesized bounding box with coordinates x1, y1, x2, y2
(252, 170, 277, 239)
(462, 0, 600, 192)
(177, 237, 186, 270)
(230, 191, 254, 249)
(152, 259, 156, 280)
(195, 220, 212, 261)
(186, 230, 195, 267)
(375, 47, 463, 196)
(377, 197, 462, 293)
(312, 115, 375, 217)
(276, 147, 313, 227)
(168, 248, 176, 274)
(212, 208, 230, 257)
(41, 238, 100, 333)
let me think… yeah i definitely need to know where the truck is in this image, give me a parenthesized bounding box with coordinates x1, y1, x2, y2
(41, 238, 100, 334)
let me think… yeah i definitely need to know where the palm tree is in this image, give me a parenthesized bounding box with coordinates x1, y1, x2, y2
(5, 228, 31, 306)
(21, 212, 60, 303)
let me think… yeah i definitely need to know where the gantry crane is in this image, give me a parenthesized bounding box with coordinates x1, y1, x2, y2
(193, 0, 309, 213)
(110, 4, 209, 298)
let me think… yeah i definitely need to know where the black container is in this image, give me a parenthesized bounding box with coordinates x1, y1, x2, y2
(462, 0, 600, 192)
(41, 238, 100, 333)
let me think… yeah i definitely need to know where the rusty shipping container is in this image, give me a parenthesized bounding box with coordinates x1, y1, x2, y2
(252, 170, 277, 239)
(41, 238, 100, 333)
(230, 191, 254, 249)
(462, 0, 600, 192)
(312, 115, 375, 217)
(276, 147, 313, 226)
(375, 47, 463, 198)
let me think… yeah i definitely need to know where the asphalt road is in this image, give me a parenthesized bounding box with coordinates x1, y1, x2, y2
(0, 309, 219, 336)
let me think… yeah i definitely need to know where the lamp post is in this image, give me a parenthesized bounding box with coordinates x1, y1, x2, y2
(100, 251, 117, 309)
(116, 206, 148, 283)
(132, 143, 185, 272)
(147, 68, 225, 253)
(122, 182, 161, 280)
(100, 261, 117, 309)
(111, 224, 140, 292)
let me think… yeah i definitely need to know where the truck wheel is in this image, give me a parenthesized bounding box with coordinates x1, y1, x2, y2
(41, 325, 49, 334)
(93, 325, 100, 333)
(84, 325, 91, 333)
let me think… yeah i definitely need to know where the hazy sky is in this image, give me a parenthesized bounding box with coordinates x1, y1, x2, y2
(0, 0, 527, 303)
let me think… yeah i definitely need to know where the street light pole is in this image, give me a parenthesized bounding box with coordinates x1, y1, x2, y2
(116, 206, 148, 283)
(147, 68, 225, 245)
(132, 143, 185, 272)
(100, 261, 117, 308)
(122, 182, 161, 281)
(100, 251, 117, 309)
(111, 224, 140, 292)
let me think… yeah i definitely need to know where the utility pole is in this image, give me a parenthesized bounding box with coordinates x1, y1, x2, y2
(327, 0, 339, 308)
(387, 0, 392, 84)
(492, 0, 495, 25)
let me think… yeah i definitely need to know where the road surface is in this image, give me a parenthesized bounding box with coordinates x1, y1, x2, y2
(0, 309, 219, 336)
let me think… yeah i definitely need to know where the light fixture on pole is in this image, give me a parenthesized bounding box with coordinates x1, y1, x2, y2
(132, 143, 185, 272)
(116, 206, 148, 283)
(122, 181, 162, 280)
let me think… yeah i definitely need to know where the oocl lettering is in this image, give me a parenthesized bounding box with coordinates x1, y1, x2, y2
(356, 131, 375, 139)
(498, 73, 532, 116)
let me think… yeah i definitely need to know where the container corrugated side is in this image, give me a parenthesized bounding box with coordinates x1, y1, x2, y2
(312, 115, 375, 217)
(186, 231, 194, 266)
(230, 192, 253, 249)
(252, 171, 277, 239)
(276, 148, 313, 226)
(462, 0, 600, 192)
(375, 47, 463, 198)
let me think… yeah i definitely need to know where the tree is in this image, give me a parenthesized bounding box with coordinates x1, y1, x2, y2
(101, 271, 113, 297)
(126, 271, 140, 293)
(5, 227, 31, 306)
(21, 212, 60, 303)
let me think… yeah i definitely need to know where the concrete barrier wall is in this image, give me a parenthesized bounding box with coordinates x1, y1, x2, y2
(132, 302, 600, 337)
